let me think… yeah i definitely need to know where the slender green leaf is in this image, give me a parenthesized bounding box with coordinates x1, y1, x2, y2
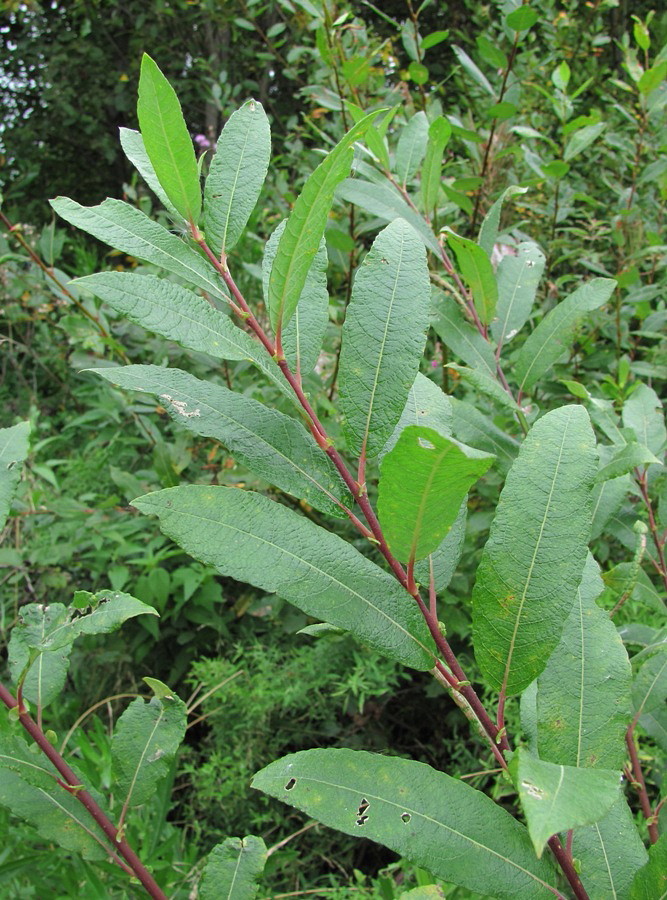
(595, 442, 661, 482)
(396, 111, 430, 185)
(269, 111, 379, 333)
(199, 836, 267, 900)
(431, 292, 497, 376)
(447, 364, 521, 414)
(515, 278, 615, 392)
(380, 373, 453, 460)
(263, 220, 329, 377)
(622, 384, 666, 456)
(119, 127, 183, 220)
(445, 231, 497, 325)
(112, 682, 187, 809)
(632, 647, 667, 717)
(591, 474, 631, 539)
(92, 365, 350, 517)
(414, 501, 467, 592)
(478, 186, 528, 257)
(520, 681, 539, 752)
(137, 54, 201, 222)
(0, 421, 30, 532)
(491, 242, 546, 348)
(378, 426, 492, 563)
(452, 45, 495, 96)
(450, 398, 520, 475)
(204, 99, 271, 256)
(630, 834, 667, 900)
(133, 486, 436, 670)
(339, 219, 431, 458)
(536, 555, 632, 770)
(512, 748, 620, 857)
(563, 123, 606, 162)
(252, 749, 558, 899)
(421, 117, 451, 213)
(472, 405, 597, 694)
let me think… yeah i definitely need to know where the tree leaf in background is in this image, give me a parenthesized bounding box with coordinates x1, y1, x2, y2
(450, 398, 520, 475)
(632, 647, 667, 718)
(452, 45, 495, 96)
(0, 421, 30, 532)
(491, 242, 546, 349)
(380, 372, 453, 460)
(472, 405, 597, 694)
(8, 604, 73, 708)
(252, 749, 558, 899)
(199, 835, 267, 900)
(119, 127, 183, 221)
(446, 364, 521, 414)
(204, 99, 271, 257)
(339, 219, 430, 458)
(137, 54, 201, 223)
(595, 442, 661, 482)
(563, 123, 606, 162)
(590, 473, 631, 540)
(378, 425, 492, 563)
(478, 186, 528, 256)
(133, 486, 436, 670)
(514, 278, 615, 393)
(445, 231, 497, 325)
(629, 833, 667, 900)
(431, 292, 496, 376)
(395, 111, 430, 185)
(421, 117, 451, 214)
(622, 383, 666, 456)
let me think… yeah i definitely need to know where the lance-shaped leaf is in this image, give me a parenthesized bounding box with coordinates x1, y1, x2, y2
(591, 473, 631, 540)
(378, 426, 493, 563)
(199, 836, 267, 900)
(8, 604, 73, 707)
(446, 231, 498, 325)
(204, 99, 271, 257)
(472, 405, 597, 694)
(630, 833, 667, 900)
(431, 292, 496, 376)
(450, 398, 520, 475)
(511, 748, 621, 858)
(515, 278, 615, 392)
(0, 421, 30, 532)
(0, 714, 109, 860)
(632, 646, 667, 717)
(380, 373, 453, 461)
(640, 707, 667, 752)
(421, 116, 451, 213)
(447, 364, 521, 414)
(536, 555, 632, 770)
(132, 486, 436, 670)
(622, 383, 666, 456)
(119, 127, 183, 221)
(269, 110, 378, 333)
(252, 749, 558, 899)
(414, 501, 467, 592)
(263, 220, 329, 376)
(572, 799, 648, 899)
(92, 365, 350, 518)
(50, 197, 228, 300)
(595, 441, 661, 482)
(74, 272, 292, 402)
(137, 54, 201, 223)
(112, 679, 187, 810)
(478, 186, 528, 257)
(396, 111, 430, 185)
(491, 242, 545, 349)
(339, 219, 430, 458)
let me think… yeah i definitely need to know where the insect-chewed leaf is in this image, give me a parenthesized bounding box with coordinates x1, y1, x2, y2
(378, 426, 493, 563)
(132, 486, 436, 670)
(445, 231, 498, 325)
(472, 405, 598, 695)
(137, 54, 201, 223)
(92, 365, 350, 518)
(0, 421, 30, 532)
(119, 127, 183, 221)
(339, 219, 430, 459)
(199, 835, 267, 900)
(380, 373, 453, 461)
(491, 242, 545, 348)
(252, 749, 559, 899)
(204, 98, 271, 256)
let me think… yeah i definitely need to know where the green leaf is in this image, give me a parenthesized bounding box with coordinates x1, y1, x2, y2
(199, 836, 267, 900)
(8, 604, 72, 707)
(73, 272, 292, 402)
(492, 243, 546, 348)
(638, 61, 667, 96)
(505, 7, 539, 31)
(452, 45, 495, 96)
(50, 198, 227, 300)
(204, 99, 271, 256)
(263, 220, 329, 377)
(137, 54, 201, 223)
(91, 365, 350, 517)
(472, 405, 597, 694)
(572, 799, 648, 899)
(632, 647, 667, 717)
(421, 117, 451, 213)
(0, 421, 30, 532)
(378, 426, 492, 563)
(408, 61, 429, 85)
(421, 30, 450, 51)
(445, 231, 497, 325)
(640, 707, 667, 752)
(563, 123, 606, 162)
(630, 833, 667, 899)
(414, 500, 467, 592)
(269, 111, 379, 333)
(514, 278, 615, 393)
(339, 219, 431, 459)
(133, 486, 436, 670)
(380, 373, 453, 460)
(536, 555, 632, 770)
(478, 186, 528, 257)
(595, 442, 661, 482)
(119, 127, 183, 221)
(447, 364, 521, 414)
(252, 749, 558, 899)
(431, 292, 497, 376)
(450, 398, 520, 475)
(511, 748, 620, 857)
(622, 383, 666, 455)
(111, 682, 187, 810)
(396, 111, 430, 186)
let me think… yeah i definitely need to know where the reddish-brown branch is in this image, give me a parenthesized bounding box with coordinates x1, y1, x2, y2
(626, 726, 659, 844)
(635, 467, 667, 593)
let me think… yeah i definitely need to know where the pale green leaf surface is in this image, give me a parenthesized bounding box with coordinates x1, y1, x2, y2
(396, 111, 430, 185)
(252, 749, 558, 899)
(478, 186, 528, 257)
(119, 127, 183, 220)
(339, 219, 431, 458)
(204, 99, 271, 255)
(137, 54, 201, 222)
(378, 426, 492, 563)
(536, 555, 632, 769)
(452, 45, 495, 95)
(630, 834, 667, 900)
(446, 232, 498, 325)
(92, 365, 349, 517)
(639, 707, 667, 752)
(632, 647, 667, 717)
(0, 421, 30, 533)
(199, 836, 267, 900)
(515, 278, 615, 392)
(491, 242, 546, 348)
(450, 398, 519, 475)
(564, 123, 606, 162)
(8, 604, 72, 708)
(590, 475, 631, 540)
(431, 292, 496, 376)
(380, 373, 453, 463)
(472, 405, 598, 694)
(414, 501, 467, 592)
(512, 748, 621, 857)
(595, 442, 661, 482)
(133, 486, 436, 670)
(622, 384, 666, 456)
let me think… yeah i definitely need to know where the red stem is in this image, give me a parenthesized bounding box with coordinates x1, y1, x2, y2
(626, 726, 659, 844)
(635, 467, 667, 593)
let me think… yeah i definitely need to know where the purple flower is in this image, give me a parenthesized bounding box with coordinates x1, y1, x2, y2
(193, 134, 211, 150)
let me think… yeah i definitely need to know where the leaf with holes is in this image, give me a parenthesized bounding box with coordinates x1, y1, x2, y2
(380, 373, 453, 461)
(472, 405, 597, 694)
(339, 219, 431, 458)
(199, 835, 267, 900)
(0, 421, 30, 533)
(252, 749, 559, 899)
(445, 231, 498, 325)
(133, 486, 436, 670)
